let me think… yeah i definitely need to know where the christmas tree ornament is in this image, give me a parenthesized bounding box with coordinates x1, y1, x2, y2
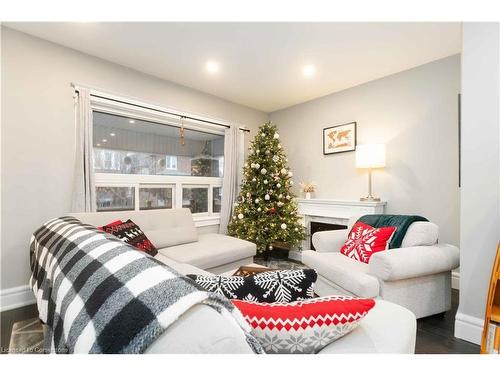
(265, 194, 270, 200)
(286, 195, 291, 200)
(281, 223, 287, 229)
(238, 213, 244, 219)
(257, 207, 262, 212)
(268, 244, 274, 250)
(255, 198, 260, 203)
(265, 150, 270, 155)
(260, 168, 267, 175)
(281, 168, 287, 175)
(252, 178, 256, 182)
(269, 207, 276, 214)
(274, 133, 280, 139)
(277, 183, 281, 188)
(273, 155, 279, 162)
(278, 194, 283, 199)
(264, 180, 268, 184)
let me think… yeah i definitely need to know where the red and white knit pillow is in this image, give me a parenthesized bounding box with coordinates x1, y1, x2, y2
(340, 221, 397, 263)
(232, 295, 375, 354)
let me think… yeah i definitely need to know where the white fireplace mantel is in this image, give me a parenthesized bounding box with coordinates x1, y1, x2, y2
(294, 198, 387, 255)
(297, 198, 386, 221)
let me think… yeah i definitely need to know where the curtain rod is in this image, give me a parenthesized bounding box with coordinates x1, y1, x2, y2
(73, 85, 250, 133)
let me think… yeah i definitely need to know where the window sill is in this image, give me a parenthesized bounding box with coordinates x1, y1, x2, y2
(193, 215, 221, 227)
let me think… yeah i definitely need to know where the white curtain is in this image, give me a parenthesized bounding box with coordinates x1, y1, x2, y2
(219, 125, 242, 234)
(71, 88, 96, 212)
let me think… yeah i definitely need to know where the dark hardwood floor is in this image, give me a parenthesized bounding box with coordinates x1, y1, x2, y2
(1, 304, 39, 353)
(1, 289, 479, 354)
(415, 289, 479, 354)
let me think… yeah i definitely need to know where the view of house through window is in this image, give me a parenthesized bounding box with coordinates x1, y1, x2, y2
(93, 111, 224, 215)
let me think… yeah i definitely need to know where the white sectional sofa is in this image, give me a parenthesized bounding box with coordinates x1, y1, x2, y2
(69, 208, 417, 353)
(71, 208, 256, 274)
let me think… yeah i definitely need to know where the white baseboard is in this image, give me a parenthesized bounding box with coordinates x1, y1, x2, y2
(455, 312, 484, 345)
(452, 270, 460, 290)
(0, 285, 36, 312)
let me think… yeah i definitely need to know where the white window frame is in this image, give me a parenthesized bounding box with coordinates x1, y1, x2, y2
(89, 92, 229, 227)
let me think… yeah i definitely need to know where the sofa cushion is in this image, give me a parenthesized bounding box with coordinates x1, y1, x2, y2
(302, 250, 380, 298)
(157, 233, 256, 270)
(70, 208, 198, 248)
(145, 304, 255, 354)
(232, 296, 375, 354)
(187, 269, 317, 302)
(401, 222, 439, 247)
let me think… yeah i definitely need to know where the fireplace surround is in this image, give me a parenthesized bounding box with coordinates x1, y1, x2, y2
(295, 199, 387, 255)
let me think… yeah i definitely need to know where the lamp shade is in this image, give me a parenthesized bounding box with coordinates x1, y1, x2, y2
(356, 144, 386, 169)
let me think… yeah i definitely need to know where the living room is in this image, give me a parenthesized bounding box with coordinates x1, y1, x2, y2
(1, 0, 500, 372)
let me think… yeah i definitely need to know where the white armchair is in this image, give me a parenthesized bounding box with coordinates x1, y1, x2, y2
(302, 220, 459, 318)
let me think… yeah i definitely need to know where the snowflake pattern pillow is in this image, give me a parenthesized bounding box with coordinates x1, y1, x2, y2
(187, 269, 317, 303)
(340, 221, 396, 263)
(232, 295, 375, 354)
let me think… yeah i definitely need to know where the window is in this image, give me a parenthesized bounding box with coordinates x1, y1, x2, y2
(92, 107, 225, 222)
(165, 156, 178, 170)
(182, 186, 209, 214)
(96, 187, 135, 212)
(93, 112, 224, 177)
(139, 186, 173, 210)
(213, 187, 222, 213)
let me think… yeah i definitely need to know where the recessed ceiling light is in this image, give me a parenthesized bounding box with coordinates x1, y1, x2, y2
(205, 61, 220, 74)
(110, 133, 116, 137)
(102, 139, 107, 143)
(302, 64, 316, 77)
(129, 119, 135, 124)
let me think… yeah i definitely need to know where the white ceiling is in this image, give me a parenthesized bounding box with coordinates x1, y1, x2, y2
(6, 22, 461, 112)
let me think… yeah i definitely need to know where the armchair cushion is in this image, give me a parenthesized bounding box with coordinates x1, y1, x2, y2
(368, 244, 460, 281)
(302, 251, 380, 298)
(312, 229, 349, 253)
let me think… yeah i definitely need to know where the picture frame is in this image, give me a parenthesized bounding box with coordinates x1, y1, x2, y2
(323, 122, 357, 155)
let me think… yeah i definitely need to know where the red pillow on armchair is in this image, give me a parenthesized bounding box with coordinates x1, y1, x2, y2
(340, 221, 396, 263)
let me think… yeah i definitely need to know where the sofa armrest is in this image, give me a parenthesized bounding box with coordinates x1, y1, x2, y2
(311, 229, 349, 253)
(368, 244, 460, 281)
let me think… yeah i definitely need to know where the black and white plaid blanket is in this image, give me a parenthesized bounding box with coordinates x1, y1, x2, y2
(29, 216, 263, 354)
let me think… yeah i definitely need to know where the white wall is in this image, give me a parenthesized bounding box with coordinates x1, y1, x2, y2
(455, 23, 500, 345)
(269, 55, 461, 246)
(0, 27, 268, 298)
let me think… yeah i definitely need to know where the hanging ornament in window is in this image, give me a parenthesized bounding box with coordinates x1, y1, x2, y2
(180, 117, 186, 146)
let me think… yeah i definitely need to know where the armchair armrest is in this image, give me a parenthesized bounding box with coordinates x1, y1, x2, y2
(368, 244, 460, 281)
(311, 229, 349, 253)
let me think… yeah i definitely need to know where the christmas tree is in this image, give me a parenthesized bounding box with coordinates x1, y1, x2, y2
(228, 122, 306, 254)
